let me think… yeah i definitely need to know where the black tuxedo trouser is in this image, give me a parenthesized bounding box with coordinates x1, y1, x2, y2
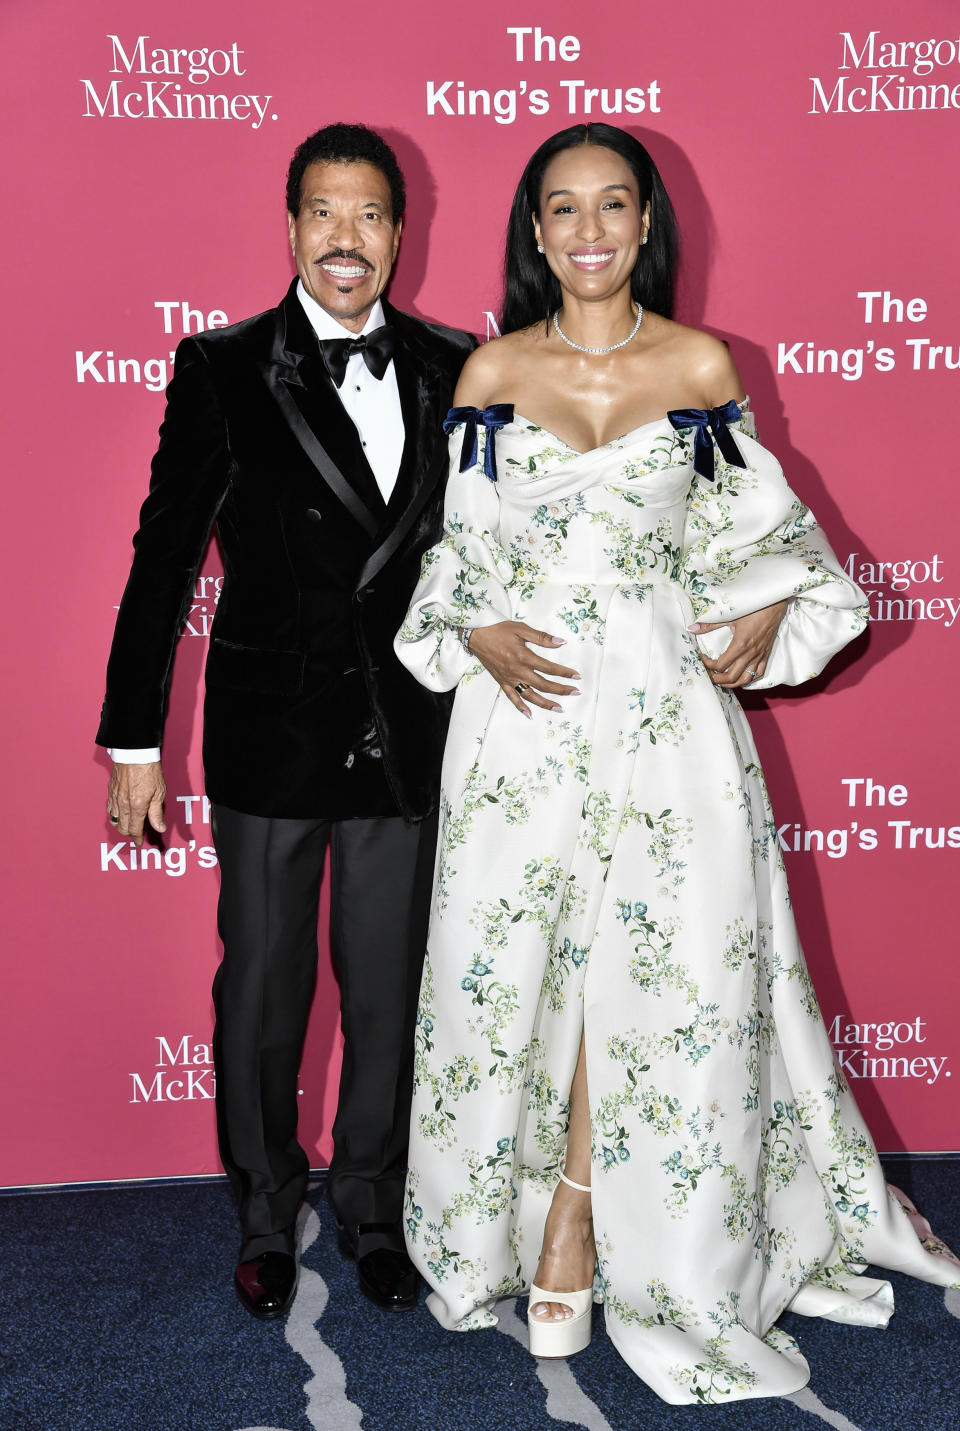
(211, 804, 436, 1261)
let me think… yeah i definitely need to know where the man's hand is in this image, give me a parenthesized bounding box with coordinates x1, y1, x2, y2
(106, 761, 167, 847)
(692, 600, 789, 688)
(467, 622, 580, 718)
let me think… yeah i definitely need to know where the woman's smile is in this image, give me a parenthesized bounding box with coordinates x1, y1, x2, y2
(566, 248, 616, 271)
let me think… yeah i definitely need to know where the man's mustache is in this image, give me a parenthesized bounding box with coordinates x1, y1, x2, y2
(314, 249, 373, 270)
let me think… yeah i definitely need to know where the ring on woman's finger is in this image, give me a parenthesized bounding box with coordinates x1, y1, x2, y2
(515, 682, 528, 694)
(109, 815, 119, 823)
(745, 667, 758, 677)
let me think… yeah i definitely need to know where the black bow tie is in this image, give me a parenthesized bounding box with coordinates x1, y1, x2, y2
(319, 325, 395, 387)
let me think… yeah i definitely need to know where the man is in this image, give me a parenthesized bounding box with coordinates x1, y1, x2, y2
(97, 123, 475, 1320)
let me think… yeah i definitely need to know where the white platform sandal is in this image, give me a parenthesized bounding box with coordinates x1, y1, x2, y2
(528, 1168, 594, 1359)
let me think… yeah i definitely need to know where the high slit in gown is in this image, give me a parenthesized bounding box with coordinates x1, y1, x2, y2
(393, 400, 959, 1404)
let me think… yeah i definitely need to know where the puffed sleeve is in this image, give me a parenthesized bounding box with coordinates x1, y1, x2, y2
(678, 405, 869, 689)
(395, 418, 515, 691)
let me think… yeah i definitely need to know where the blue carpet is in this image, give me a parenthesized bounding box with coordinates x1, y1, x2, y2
(1, 1157, 957, 1431)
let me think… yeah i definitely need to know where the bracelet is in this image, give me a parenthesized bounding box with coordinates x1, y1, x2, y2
(457, 626, 474, 653)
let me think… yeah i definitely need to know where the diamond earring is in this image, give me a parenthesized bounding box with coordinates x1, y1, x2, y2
(640, 235, 649, 246)
(537, 243, 545, 254)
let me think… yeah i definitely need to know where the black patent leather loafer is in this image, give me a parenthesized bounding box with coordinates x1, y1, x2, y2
(235, 1250, 298, 1320)
(337, 1221, 420, 1312)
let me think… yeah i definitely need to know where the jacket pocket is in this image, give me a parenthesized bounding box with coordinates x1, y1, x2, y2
(206, 639, 305, 695)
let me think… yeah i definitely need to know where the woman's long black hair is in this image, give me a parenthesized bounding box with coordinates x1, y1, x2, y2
(499, 123, 678, 335)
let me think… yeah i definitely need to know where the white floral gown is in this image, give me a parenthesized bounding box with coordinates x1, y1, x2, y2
(393, 401, 958, 1405)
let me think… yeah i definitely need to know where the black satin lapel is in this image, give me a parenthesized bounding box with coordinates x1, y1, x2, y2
(258, 358, 379, 539)
(360, 347, 445, 587)
(306, 368, 388, 518)
(383, 345, 422, 517)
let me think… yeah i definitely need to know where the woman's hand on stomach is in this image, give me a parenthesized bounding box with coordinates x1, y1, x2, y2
(467, 622, 580, 718)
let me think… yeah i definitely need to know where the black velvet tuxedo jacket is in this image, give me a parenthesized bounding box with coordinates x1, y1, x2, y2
(97, 280, 476, 820)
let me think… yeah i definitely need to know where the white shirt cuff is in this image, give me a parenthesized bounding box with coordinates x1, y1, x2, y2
(108, 747, 162, 763)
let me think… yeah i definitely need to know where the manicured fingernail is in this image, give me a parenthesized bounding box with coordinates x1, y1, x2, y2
(570, 671, 581, 679)
(551, 704, 563, 712)
(550, 637, 566, 646)
(522, 709, 532, 719)
(686, 623, 701, 633)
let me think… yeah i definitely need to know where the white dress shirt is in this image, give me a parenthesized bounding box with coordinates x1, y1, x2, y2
(109, 283, 405, 765)
(296, 282, 404, 503)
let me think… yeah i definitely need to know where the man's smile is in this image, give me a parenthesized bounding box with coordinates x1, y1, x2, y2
(318, 259, 371, 278)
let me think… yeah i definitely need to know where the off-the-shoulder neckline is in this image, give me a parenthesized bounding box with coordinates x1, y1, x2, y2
(499, 398, 750, 459)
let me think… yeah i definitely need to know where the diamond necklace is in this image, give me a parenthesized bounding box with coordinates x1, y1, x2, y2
(552, 303, 643, 354)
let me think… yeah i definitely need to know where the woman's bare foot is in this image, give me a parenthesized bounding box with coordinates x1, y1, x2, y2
(530, 1179, 595, 1321)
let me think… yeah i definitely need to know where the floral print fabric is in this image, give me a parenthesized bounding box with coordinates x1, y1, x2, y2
(394, 407, 957, 1404)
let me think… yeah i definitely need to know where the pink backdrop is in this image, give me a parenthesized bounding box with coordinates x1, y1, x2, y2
(3, 0, 958, 1187)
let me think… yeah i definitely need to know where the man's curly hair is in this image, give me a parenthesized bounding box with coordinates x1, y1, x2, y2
(286, 123, 406, 222)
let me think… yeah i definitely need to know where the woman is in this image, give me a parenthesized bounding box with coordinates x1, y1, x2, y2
(394, 123, 957, 1404)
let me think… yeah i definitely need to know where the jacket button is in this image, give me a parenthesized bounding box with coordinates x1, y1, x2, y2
(306, 508, 322, 522)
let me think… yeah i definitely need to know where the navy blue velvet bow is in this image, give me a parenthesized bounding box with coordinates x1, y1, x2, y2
(443, 404, 515, 482)
(666, 400, 746, 481)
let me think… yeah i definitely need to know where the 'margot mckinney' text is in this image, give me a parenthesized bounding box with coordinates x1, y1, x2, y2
(811, 30, 960, 113)
(80, 33, 275, 129)
(844, 552, 960, 628)
(829, 1015, 949, 1085)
